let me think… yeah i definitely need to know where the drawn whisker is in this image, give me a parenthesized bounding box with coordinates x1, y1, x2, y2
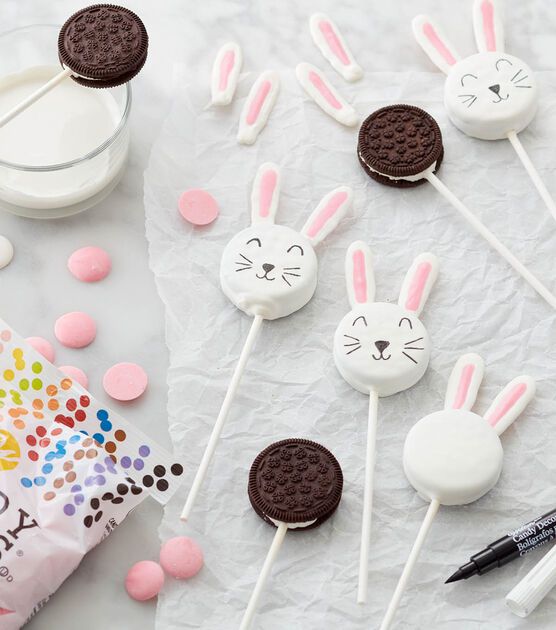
(405, 337, 423, 345)
(283, 272, 301, 277)
(240, 253, 253, 264)
(235, 267, 252, 273)
(235, 260, 251, 266)
(402, 352, 418, 364)
(344, 334, 360, 342)
(511, 69, 523, 81)
(404, 346, 424, 351)
(465, 96, 477, 108)
(513, 74, 529, 84)
(515, 85, 532, 89)
(458, 94, 476, 100)
(283, 267, 301, 270)
(346, 345, 362, 355)
(282, 275, 292, 286)
(343, 341, 361, 347)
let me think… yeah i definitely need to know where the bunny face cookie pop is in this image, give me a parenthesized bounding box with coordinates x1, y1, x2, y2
(413, 1, 537, 141)
(221, 163, 351, 320)
(380, 353, 535, 630)
(333, 241, 438, 604)
(334, 241, 438, 397)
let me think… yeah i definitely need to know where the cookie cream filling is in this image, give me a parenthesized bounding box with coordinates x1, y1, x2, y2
(269, 517, 317, 529)
(358, 150, 437, 182)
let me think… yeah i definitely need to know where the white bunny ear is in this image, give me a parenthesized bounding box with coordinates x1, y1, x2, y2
(345, 241, 375, 308)
(398, 253, 439, 316)
(251, 163, 281, 225)
(473, 0, 505, 53)
(412, 15, 461, 74)
(444, 353, 485, 411)
(484, 375, 535, 436)
(301, 186, 352, 246)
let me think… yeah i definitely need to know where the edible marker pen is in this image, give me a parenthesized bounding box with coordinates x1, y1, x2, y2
(446, 507, 556, 583)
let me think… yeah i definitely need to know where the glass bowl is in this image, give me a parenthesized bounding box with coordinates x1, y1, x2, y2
(0, 25, 131, 219)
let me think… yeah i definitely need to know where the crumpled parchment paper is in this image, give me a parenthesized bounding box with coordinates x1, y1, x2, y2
(144, 62, 556, 629)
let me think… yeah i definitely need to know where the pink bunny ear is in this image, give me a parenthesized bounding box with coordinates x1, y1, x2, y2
(301, 186, 352, 246)
(211, 42, 242, 106)
(473, 0, 505, 53)
(398, 253, 439, 316)
(250, 163, 281, 225)
(412, 15, 460, 74)
(444, 354, 485, 411)
(484, 375, 535, 436)
(345, 241, 375, 308)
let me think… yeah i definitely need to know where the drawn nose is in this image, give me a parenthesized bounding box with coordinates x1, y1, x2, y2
(374, 340, 390, 353)
(262, 263, 275, 273)
(488, 84, 501, 95)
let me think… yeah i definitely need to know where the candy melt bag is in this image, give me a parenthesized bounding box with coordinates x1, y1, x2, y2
(0, 320, 184, 629)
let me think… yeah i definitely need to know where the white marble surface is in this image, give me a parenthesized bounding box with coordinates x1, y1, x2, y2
(1, 0, 555, 629)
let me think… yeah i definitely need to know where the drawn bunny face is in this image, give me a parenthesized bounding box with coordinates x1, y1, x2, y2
(220, 163, 352, 320)
(333, 242, 439, 397)
(413, 0, 538, 140)
(404, 353, 535, 506)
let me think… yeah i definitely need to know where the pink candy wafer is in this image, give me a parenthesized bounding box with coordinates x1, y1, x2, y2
(103, 362, 148, 401)
(68, 246, 112, 283)
(178, 189, 219, 226)
(54, 312, 96, 348)
(159, 537, 204, 580)
(125, 561, 164, 601)
(59, 365, 89, 389)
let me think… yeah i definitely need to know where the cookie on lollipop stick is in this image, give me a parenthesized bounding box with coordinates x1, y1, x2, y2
(0, 5, 148, 129)
(240, 438, 343, 630)
(412, 0, 556, 223)
(358, 104, 556, 311)
(380, 354, 535, 630)
(180, 164, 352, 521)
(334, 241, 438, 603)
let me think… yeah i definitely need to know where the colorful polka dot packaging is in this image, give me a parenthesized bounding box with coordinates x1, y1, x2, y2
(0, 321, 183, 629)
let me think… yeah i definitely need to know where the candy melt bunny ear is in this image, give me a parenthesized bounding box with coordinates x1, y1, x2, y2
(484, 375, 535, 436)
(301, 186, 352, 246)
(211, 42, 243, 106)
(345, 241, 375, 308)
(398, 253, 439, 316)
(473, 0, 505, 53)
(251, 163, 281, 225)
(412, 15, 460, 74)
(444, 353, 485, 411)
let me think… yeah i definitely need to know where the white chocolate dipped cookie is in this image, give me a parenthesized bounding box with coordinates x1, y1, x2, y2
(333, 242, 438, 397)
(413, 1, 538, 141)
(220, 163, 352, 320)
(404, 353, 535, 506)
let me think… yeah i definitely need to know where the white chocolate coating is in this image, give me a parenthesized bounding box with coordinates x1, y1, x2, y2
(333, 302, 431, 397)
(445, 52, 538, 140)
(220, 224, 318, 320)
(0, 235, 14, 269)
(404, 410, 504, 506)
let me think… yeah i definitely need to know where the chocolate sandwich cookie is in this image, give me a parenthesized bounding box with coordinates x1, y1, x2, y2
(358, 105, 444, 188)
(248, 438, 343, 530)
(58, 4, 148, 89)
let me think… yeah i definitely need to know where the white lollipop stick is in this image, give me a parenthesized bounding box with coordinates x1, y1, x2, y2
(181, 314, 263, 521)
(426, 172, 556, 310)
(357, 388, 378, 604)
(507, 130, 556, 223)
(239, 521, 288, 630)
(0, 67, 73, 129)
(379, 500, 440, 630)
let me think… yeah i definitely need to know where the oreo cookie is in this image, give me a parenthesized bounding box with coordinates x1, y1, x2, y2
(58, 4, 148, 89)
(248, 438, 343, 530)
(358, 105, 444, 188)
